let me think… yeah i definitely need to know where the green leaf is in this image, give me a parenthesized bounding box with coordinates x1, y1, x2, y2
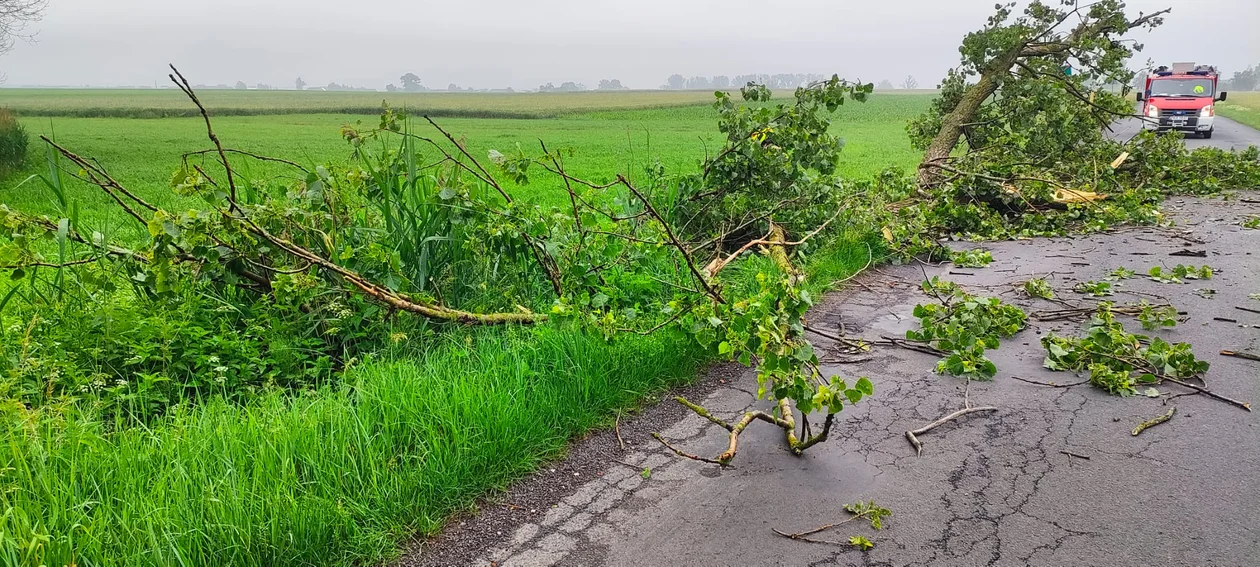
(855, 376, 874, 395)
(849, 535, 874, 550)
(793, 342, 815, 362)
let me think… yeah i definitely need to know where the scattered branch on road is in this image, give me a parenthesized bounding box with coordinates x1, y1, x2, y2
(1158, 376, 1251, 412)
(1220, 350, 1260, 363)
(1039, 302, 1249, 411)
(905, 405, 999, 457)
(651, 433, 728, 467)
(773, 501, 890, 550)
(1010, 376, 1089, 388)
(906, 377, 998, 456)
(615, 411, 625, 451)
(1030, 302, 1167, 322)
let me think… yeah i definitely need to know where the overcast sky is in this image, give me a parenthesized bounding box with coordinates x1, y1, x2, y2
(2, 0, 1256, 89)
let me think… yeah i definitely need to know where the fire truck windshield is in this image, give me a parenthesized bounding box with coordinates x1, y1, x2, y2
(1149, 78, 1214, 98)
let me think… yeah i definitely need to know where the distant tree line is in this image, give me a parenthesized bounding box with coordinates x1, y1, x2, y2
(1223, 64, 1258, 91)
(659, 74, 928, 91)
(536, 79, 628, 92)
(538, 81, 585, 92)
(660, 73, 837, 90)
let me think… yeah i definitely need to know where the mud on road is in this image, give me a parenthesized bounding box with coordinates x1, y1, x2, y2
(403, 194, 1260, 567)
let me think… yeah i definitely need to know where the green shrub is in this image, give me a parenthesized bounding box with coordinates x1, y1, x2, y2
(0, 109, 28, 172)
(0, 275, 403, 421)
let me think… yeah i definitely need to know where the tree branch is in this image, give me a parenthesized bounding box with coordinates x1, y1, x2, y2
(169, 64, 239, 207)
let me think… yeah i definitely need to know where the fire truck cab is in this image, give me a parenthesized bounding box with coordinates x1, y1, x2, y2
(1137, 63, 1228, 139)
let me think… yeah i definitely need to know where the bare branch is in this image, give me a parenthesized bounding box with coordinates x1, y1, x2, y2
(40, 137, 157, 224)
(169, 65, 239, 206)
(423, 115, 514, 204)
(182, 148, 311, 174)
(905, 406, 999, 456)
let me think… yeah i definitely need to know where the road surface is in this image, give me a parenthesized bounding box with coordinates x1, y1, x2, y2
(1109, 109, 1260, 151)
(403, 124, 1260, 567)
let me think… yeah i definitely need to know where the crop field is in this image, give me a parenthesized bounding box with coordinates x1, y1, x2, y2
(0, 87, 902, 119)
(1218, 91, 1260, 130)
(7, 93, 933, 218)
(0, 88, 731, 118)
(0, 88, 929, 566)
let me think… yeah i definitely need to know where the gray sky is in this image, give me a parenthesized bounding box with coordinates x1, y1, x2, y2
(2, 0, 1256, 89)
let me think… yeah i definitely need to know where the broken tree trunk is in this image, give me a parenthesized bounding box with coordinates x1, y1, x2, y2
(916, 61, 1010, 187)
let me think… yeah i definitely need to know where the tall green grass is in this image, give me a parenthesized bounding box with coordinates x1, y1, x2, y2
(0, 109, 27, 173)
(0, 326, 706, 566)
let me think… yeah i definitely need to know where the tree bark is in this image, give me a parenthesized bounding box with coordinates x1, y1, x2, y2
(916, 54, 1017, 187)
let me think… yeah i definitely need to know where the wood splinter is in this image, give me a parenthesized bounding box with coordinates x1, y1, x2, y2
(1131, 407, 1175, 436)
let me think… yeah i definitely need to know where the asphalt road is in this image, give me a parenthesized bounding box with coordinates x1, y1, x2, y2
(1109, 109, 1260, 151)
(405, 127, 1260, 567)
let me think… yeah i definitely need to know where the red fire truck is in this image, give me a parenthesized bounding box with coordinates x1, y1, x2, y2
(1137, 63, 1228, 139)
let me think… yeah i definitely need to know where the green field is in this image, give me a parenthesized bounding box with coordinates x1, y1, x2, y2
(7, 93, 932, 218)
(0, 90, 929, 566)
(1218, 91, 1260, 130)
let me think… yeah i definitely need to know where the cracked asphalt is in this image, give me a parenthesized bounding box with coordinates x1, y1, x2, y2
(401, 114, 1260, 566)
(404, 194, 1259, 567)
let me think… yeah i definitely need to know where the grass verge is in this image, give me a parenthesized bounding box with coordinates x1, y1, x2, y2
(1, 326, 707, 566)
(1217, 91, 1260, 131)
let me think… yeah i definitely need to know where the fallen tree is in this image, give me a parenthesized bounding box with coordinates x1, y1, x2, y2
(2, 69, 880, 460)
(883, 1, 1260, 255)
(912, 0, 1168, 187)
